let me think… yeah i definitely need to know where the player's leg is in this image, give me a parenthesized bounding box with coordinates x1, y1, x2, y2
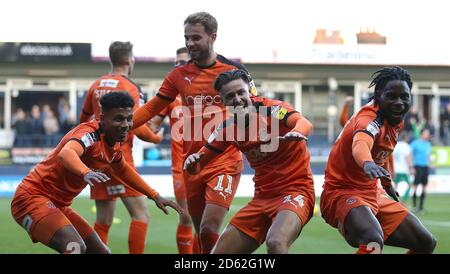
(94, 199, 117, 245)
(344, 206, 384, 253)
(173, 174, 194, 254)
(384, 213, 436, 253)
(121, 195, 149, 254)
(61, 206, 110, 254)
(265, 190, 314, 254)
(11, 188, 87, 254)
(376, 192, 436, 254)
(418, 167, 429, 211)
(200, 203, 228, 254)
(48, 225, 87, 254)
(412, 166, 421, 210)
(212, 199, 266, 254)
(265, 210, 302, 254)
(201, 169, 241, 254)
(211, 224, 260, 254)
(184, 171, 207, 252)
(402, 175, 412, 203)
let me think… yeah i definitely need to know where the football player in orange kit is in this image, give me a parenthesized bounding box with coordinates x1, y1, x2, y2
(149, 47, 196, 254)
(80, 41, 163, 254)
(11, 92, 182, 254)
(132, 12, 257, 253)
(320, 67, 436, 254)
(184, 70, 315, 254)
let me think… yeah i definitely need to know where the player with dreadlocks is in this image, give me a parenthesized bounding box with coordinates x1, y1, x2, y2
(320, 66, 436, 254)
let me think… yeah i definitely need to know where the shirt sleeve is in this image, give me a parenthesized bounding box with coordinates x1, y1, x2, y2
(157, 71, 179, 101)
(354, 113, 382, 139)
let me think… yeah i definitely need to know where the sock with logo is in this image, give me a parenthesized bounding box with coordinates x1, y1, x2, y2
(176, 224, 193, 254)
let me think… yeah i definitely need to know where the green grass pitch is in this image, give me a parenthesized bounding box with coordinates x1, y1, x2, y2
(1, 195, 449, 254)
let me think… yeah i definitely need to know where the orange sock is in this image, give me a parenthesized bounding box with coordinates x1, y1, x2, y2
(200, 232, 219, 254)
(128, 220, 148, 254)
(193, 233, 201, 254)
(94, 222, 111, 245)
(176, 225, 193, 254)
(356, 244, 380, 254)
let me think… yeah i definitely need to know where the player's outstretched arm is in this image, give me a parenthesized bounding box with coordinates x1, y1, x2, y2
(132, 96, 172, 130)
(352, 132, 392, 180)
(112, 158, 183, 215)
(280, 112, 312, 141)
(133, 124, 164, 144)
(58, 140, 110, 186)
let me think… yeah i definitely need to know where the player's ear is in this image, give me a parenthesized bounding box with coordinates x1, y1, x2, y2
(210, 33, 217, 43)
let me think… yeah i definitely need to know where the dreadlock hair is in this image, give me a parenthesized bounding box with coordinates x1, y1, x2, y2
(368, 66, 413, 105)
(214, 69, 251, 92)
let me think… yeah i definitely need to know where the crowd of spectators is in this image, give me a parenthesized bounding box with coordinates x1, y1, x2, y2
(12, 97, 76, 147)
(404, 103, 450, 146)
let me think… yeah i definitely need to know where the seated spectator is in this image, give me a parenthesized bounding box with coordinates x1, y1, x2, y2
(29, 105, 44, 134)
(43, 108, 59, 135)
(12, 108, 28, 134)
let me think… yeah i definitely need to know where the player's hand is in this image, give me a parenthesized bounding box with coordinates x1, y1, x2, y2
(153, 127, 165, 144)
(183, 153, 203, 174)
(83, 171, 111, 186)
(157, 127, 165, 138)
(278, 131, 308, 142)
(362, 161, 391, 180)
(344, 96, 354, 105)
(381, 178, 400, 202)
(152, 194, 184, 215)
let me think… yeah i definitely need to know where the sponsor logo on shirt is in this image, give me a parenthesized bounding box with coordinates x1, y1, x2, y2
(271, 106, 288, 120)
(99, 79, 119, 88)
(366, 121, 380, 137)
(184, 94, 222, 106)
(21, 215, 33, 232)
(80, 132, 98, 148)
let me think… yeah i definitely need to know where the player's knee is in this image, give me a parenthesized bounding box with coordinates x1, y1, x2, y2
(96, 215, 114, 226)
(347, 230, 384, 248)
(266, 236, 288, 254)
(416, 232, 437, 253)
(179, 213, 192, 226)
(62, 240, 87, 254)
(200, 218, 221, 234)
